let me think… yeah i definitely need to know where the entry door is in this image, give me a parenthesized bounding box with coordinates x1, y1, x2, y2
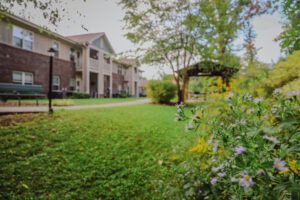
(134, 82, 137, 97)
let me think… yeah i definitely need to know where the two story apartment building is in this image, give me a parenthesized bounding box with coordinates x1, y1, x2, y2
(0, 13, 145, 98)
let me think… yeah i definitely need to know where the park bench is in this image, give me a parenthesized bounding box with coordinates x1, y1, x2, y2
(0, 83, 46, 106)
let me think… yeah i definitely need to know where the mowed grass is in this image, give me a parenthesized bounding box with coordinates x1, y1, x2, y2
(0, 104, 196, 199)
(6, 97, 146, 106)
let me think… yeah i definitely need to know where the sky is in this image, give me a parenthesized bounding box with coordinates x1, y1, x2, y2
(15, 0, 284, 79)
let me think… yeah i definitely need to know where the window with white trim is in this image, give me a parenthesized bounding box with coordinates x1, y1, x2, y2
(53, 42, 59, 58)
(70, 48, 75, 61)
(118, 65, 122, 75)
(53, 76, 60, 90)
(13, 26, 33, 50)
(13, 71, 33, 85)
(70, 78, 75, 91)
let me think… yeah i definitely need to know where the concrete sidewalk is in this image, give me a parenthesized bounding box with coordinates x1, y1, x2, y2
(0, 99, 151, 114)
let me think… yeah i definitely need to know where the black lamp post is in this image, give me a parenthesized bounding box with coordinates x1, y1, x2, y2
(48, 48, 56, 114)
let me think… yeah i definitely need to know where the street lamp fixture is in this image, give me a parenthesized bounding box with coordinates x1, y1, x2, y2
(48, 47, 56, 114)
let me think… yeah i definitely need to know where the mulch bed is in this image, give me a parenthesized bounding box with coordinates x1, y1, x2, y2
(0, 113, 47, 127)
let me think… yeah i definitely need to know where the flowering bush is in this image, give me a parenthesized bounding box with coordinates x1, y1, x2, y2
(175, 91, 300, 199)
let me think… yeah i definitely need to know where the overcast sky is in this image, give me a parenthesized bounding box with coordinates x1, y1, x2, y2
(19, 0, 284, 79)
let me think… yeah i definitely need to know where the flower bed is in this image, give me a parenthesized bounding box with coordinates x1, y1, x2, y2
(174, 90, 300, 199)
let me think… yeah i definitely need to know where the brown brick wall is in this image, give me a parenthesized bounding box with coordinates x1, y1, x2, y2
(0, 43, 76, 94)
(112, 73, 125, 94)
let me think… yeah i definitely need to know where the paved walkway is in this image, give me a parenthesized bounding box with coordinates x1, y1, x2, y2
(0, 99, 151, 114)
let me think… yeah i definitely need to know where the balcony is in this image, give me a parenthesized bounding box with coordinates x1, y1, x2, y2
(90, 58, 99, 71)
(75, 59, 83, 71)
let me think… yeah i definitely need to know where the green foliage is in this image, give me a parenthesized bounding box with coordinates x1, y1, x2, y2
(275, 0, 300, 54)
(146, 80, 176, 104)
(189, 77, 203, 94)
(264, 50, 300, 94)
(175, 92, 300, 199)
(69, 92, 90, 99)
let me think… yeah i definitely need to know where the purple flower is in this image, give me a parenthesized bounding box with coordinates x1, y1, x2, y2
(177, 109, 182, 113)
(231, 177, 238, 182)
(286, 91, 296, 97)
(217, 172, 226, 178)
(213, 140, 219, 153)
(228, 93, 234, 98)
(253, 97, 263, 103)
(257, 169, 266, 176)
(239, 171, 253, 188)
(247, 108, 255, 113)
(264, 136, 280, 144)
(204, 196, 209, 200)
(271, 108, 276, 114)
(273, 88, 283, 94)
(211, 178, 217, 185)
(233, 146, 246, 155)
(212, 164, 224, 172)
(274, 158, 289, 172)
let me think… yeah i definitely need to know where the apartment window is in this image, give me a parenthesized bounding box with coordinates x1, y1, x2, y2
(52, 42, 59, 57)
(118, 65, 122, 75)
(70, 48, 75, 61)
(118, 85, 122, 93)
(13, 26, 33, 50)
(70, 78, 75, 91)
(90, 49, 98, 60)
(134, 67, 137, 74)
(53, 76, 60, 90)
(13, 71, 33, 85)
(76, 80, 80, 92)
(104, 53, 110, 64)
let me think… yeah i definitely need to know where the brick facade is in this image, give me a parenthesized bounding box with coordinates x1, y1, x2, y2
(0, 43, 76, 94)
(112, 73, 125, 94)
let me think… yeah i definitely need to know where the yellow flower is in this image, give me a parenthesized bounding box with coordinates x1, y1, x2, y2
(289, 160, 299, 174)
(279, 169, 290, 174)
(189, 137, 211, 153)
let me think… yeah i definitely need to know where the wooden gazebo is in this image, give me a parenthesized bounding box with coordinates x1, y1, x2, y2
(181, 61, 239, 99)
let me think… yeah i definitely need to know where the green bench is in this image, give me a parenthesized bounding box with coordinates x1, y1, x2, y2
(0, 83, 46, 106)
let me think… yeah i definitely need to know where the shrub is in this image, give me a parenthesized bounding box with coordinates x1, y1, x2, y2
(119, 93, 130, 98)
(53, 99, 75, 106)
(146, 80, 176, 104)
(70, 92, 90, 99)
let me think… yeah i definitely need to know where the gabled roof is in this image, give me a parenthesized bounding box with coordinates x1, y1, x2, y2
(2, 12, 83, 47)
(67, 32, 115, 54)
(66, 32, 104, 43)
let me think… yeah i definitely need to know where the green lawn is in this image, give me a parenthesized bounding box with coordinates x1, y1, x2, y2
(0, 104, 196, 199)
(7, 97, 146, 106)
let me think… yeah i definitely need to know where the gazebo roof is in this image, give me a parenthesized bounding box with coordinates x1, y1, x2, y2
(185, 61, 239, 78)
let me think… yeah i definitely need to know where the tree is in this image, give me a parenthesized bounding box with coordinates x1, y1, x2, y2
(119, 0, 274, 103)
(0, 0, 86, 29)
(243, 21, 259, 64)
(264, 50, 300, 94)
(275, 0, 300, 54)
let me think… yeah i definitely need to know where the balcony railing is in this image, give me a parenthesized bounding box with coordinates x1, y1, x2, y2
(90, 58, 99, 71)
(75, 59, 83, 71)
